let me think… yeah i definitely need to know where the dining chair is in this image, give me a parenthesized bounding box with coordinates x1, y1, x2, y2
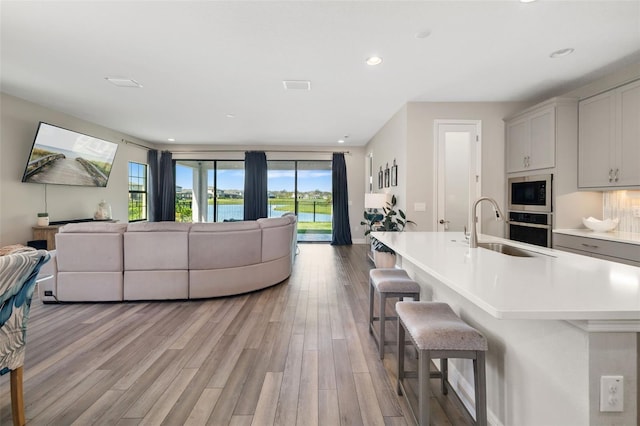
(0, 249, 50, 426)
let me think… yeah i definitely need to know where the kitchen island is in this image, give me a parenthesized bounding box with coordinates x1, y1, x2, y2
(371, 231, 640, 426)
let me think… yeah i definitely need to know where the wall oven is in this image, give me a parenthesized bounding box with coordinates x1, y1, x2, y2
(507, 174, 553, 247)
(507, 212, 552, 248)
(508, 174, 552, 213)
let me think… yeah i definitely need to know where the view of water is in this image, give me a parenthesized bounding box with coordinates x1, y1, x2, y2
(207, 204, 332, 223)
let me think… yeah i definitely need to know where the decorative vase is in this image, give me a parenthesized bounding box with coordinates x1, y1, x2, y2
(37, 213, 49, 226)
(94, 200, 112, 220)
(374, 251, 396, 268)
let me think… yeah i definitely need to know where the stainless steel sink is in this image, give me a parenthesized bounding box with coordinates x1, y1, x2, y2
(477, 242, 536, 257)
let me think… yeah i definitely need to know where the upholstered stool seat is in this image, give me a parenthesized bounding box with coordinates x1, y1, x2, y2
(396, 301, 488, 426)
(368, 268, 420, 359)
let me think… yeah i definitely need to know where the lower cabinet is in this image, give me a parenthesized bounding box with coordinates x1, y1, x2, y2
(553, 233, 640, 267)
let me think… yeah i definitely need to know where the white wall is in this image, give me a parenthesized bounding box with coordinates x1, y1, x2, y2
(363, 105, 409, 222)
(365, 101, 529, 236)
(0, 93, 149, 247)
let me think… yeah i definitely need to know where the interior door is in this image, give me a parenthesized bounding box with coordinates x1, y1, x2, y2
(435, 121, 481, 232)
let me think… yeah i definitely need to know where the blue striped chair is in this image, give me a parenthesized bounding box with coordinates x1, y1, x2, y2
(0, 249, 50, 426)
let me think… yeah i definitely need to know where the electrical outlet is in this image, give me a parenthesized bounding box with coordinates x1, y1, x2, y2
(632, 206, 640, 217)
(600, 375, 624, 412)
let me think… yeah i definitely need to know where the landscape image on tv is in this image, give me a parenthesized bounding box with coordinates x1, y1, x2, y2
(22, 122, 118, 187)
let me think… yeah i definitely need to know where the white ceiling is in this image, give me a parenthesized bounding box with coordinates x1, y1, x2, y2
(2, 1, 639, 147)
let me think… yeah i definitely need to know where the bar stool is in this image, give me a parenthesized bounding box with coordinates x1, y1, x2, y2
(396, 301, 488, 426)
(369, 268, 420, 359)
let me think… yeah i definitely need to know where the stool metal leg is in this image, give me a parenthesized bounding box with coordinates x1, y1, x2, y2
(474, 351, 488, 426)
(378, 292, 386, 359)
(418, 350, 431, 426)
(397, 318, 405, 395)
(441, 358, 448, 395)
(368, 280, 375, 335)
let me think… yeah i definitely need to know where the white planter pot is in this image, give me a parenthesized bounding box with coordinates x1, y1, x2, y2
(373, 251, 396, 268)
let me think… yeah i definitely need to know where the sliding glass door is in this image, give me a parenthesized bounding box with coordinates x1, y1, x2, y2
(268, 160, 332, 242)
(175, 160, 244, 222)
(175, 158, 332, 241)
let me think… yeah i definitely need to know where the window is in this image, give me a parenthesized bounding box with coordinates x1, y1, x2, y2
(128, 162, 147, 221)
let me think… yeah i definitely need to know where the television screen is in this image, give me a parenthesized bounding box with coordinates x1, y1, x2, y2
(22, 122, 118, 187)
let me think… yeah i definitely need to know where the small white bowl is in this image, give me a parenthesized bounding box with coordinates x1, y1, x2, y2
(582, 217, 619, 233)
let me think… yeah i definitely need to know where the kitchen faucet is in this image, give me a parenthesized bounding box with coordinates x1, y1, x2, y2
(470, 197, 504, 248)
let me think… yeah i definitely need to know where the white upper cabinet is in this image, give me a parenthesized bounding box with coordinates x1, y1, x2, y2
(578, 79, 640, 189)
(506, 105, 555, 173)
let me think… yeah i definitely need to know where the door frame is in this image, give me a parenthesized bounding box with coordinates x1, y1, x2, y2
(433, 119, 482, 232)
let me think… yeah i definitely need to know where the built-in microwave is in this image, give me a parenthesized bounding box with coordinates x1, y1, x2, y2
(508, 174, 552, 213)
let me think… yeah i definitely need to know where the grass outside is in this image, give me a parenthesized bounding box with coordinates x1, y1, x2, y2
(297, 221, 332, 234)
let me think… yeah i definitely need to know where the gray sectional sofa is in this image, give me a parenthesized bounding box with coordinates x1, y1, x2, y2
(38, 216, 297, 302)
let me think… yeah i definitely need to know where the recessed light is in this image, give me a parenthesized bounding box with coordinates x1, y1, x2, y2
(520, 0, 537, 3)
(550, 48, 574, 58)
(226, 113, 236, 119)
(366, 56, 383, 66)
(168, 138, 175, 142)
(104, 77, 143, 88)
(338, 139, 345, 144)
(415, 30, 431, 39)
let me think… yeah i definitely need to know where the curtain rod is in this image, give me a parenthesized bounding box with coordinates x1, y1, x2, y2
(122, 139, 349, 155)
(122, 139, 154, 150)
(171, 149, 350, 155)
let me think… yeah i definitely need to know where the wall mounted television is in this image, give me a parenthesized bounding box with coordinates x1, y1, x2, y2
(22, 122, 118, 187)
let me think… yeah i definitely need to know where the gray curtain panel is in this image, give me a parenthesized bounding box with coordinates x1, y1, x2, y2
(331, 152, 352, 245)
(243, 151, 268, 220)
(159, 151, 176, 221)
(147, 149, 160, 222)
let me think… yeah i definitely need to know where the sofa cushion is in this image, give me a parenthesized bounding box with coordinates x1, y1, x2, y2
(257, 216, 295, 229)
(124, 270, 189, 300)
(124, 231, 189, 270)
(127, 221, 192, 232)
(189, 227, 261, 269)
(60, 222, 128, 233)
(57, 272, 123, 301)
(56, 233, 123, 272)
(190, 221, 260, 232)
(258, 218, 295, 262)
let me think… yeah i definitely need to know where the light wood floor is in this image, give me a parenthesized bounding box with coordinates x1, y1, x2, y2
(0, 244, 474, 425)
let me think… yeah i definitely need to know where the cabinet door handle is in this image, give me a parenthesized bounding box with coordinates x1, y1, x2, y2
(581, 243, 599, 249)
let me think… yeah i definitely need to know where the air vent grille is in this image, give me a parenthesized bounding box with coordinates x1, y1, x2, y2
(283, 80, 311, 91)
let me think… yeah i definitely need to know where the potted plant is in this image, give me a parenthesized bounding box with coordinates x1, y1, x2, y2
(365, 195, 415, 267)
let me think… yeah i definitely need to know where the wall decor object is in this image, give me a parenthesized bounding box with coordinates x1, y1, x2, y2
(384, 163, 390, 187)
(391, 159, 398, 186)
(378, 166, 384, 189)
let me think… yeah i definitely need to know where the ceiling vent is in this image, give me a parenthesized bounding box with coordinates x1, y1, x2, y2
(105, 77, 143, 88)
(283, 80, 311, 91)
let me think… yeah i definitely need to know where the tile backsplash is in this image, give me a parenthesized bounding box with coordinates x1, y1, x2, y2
(603, 190, 640, 234)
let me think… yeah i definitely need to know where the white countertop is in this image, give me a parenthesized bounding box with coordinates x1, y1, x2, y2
(554, 228, 640, 246)
(371, 231, 640, 321)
